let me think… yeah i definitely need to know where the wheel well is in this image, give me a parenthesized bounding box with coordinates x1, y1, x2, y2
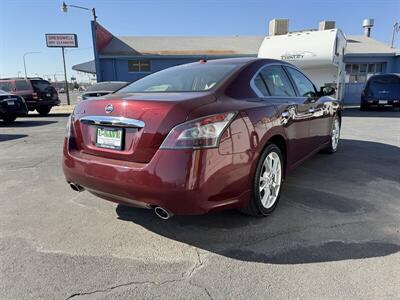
(336, 110, 342, 125)
(267, 135, 287, 174)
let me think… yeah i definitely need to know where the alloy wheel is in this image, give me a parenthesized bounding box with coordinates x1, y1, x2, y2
(259, 152, 282, 209)
(331, 117, 340, 151)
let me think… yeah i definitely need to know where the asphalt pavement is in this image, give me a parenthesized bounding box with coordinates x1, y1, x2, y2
(0, 108, 399, 299)
(59, 90, 80, 106)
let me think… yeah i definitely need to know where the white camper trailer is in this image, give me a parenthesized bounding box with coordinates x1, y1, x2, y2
(258, 20, 347, 100)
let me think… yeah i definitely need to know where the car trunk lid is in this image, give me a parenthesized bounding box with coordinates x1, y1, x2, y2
(71, 92, 215, 163)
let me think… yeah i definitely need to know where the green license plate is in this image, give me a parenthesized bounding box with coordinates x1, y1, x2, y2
(96, 127, 123, 150)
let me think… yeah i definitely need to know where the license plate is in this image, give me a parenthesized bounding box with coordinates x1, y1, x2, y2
(379, 100, 388, 104)
(46, 93, 51, 97)
(7, 100, 15, 106)
(96, 127, 123, 150)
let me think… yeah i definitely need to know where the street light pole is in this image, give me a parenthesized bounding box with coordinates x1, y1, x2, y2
(61, 2, 98, 82)
(62, 2, 97, 23)
(61, 47, 70, 105)
(23, 52, 40, 78)
(391, 22, 399, 48)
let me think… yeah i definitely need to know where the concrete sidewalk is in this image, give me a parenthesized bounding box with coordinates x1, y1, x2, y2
(28, 105, 75, 115)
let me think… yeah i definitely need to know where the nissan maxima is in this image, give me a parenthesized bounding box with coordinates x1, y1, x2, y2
(63, 58, 341, 219)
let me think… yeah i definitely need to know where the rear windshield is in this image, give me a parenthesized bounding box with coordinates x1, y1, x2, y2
(117, 63, 242, 93)
(30, 80, 52, 91)
(368, 75, 400, 96)
(86, 82, 128, 92)
(0, 82, 13, 92)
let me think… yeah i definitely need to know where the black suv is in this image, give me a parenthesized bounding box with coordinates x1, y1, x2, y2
(0, 78, 60, 115)
(361, 74, 400, 110)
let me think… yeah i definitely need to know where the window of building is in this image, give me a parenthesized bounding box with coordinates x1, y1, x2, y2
(368, 64, 375, 73)
(128, 60, 151, 72)
(345, 63, 386, 83)
(376, 63, 383, 73)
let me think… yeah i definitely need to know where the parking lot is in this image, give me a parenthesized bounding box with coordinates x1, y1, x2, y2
(0, 109, 399, 299)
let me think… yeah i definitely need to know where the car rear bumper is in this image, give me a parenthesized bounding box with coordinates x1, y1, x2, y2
(62, 138, 252, 215)
(25, 99, 61, 109)
(362, 99, 400, 107)
(0, 102, 28, 115)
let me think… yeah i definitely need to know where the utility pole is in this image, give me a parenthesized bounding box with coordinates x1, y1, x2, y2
(23, 52, 40, 78)
(391, 22, 399, 48)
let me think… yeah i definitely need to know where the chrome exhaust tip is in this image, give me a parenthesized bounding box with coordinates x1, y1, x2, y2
(154, 206, 172, 220)
(69, 182, 84, 192)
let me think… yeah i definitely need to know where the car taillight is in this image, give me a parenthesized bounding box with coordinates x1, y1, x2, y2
(160, 112, 236, 149)
(66, 115, 75, 138)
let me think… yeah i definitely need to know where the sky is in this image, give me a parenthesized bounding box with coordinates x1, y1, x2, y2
(0, 0, 399, 82)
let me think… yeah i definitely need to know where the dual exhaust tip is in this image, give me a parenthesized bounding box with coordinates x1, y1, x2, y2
(154, 206, 172, 220)
(69, 182, 85, 193)
(69, 182, 172, 220)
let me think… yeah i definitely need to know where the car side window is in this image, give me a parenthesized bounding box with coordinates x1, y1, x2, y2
(0, 82, 13, 92)
(286, 67, 317, 98)
(15, 80, 30, 91)
(253, 74, 270, 96)
(259, 66, 296, 97)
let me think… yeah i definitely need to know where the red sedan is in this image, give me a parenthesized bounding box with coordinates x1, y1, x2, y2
(63, 58, 341, 219)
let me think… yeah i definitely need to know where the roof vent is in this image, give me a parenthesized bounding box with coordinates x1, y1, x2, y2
(362, 18, 374, 37)
(319, 21, 336, 31)
(269, 19, 289, 36)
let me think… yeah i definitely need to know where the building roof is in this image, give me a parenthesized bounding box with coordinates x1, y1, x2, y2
(100, 36, 265, 56)
(345, 35, 397, 56)
(72, 60, 96, 74)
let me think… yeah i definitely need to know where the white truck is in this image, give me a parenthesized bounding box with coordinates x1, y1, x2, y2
(258, 27, 347, 100)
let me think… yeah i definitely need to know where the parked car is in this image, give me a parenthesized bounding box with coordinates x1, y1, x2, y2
(77, 81, 129, 101)
(0, 89, 28, 124)
(361, 73, 400, 110)
(0, 78, 60, 115)
(63, 58, 342, 219)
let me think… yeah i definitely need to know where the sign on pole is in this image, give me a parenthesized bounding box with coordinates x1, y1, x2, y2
(45, 34, 78, 48)
(45, 33, 78, 105)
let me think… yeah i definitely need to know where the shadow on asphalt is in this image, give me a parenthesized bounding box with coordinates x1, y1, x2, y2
(27, 113, 71, 118)
(343, 107, 400, 118)
(0, 120, 58, 128)
(0, 134, 28, 142)
(115, 138, 400, 264)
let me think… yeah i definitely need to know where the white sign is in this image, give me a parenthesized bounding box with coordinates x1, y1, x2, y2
(46, 34, 78, 48)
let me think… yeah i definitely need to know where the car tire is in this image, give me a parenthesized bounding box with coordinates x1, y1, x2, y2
(2, 115, 17, 124)
(322, 114, 341, 154)
(240, 143, 283, 216)
(37, 107, 51, 116)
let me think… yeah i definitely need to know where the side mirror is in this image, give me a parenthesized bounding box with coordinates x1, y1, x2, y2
(320, 86, 335, 96)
